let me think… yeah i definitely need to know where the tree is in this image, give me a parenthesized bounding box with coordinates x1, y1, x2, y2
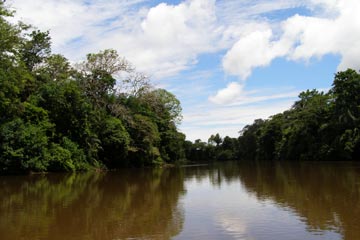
(140, 89, 183, 126)
(76, 49, 132, 108)
(121, 71, 151, 97)
(0, 117, 52, 172)
(21, 30, 51, 71)
(330, 69, 360, 159)
(127, 114, 162, 166)
(208, 133, 222, 147)
(35, 54, 74, 82)
(98, 117, 130, 168)
(0, 2, 22, 58)
(237, 119, 264, 161)
(331, 69, 360, 127)
(35, 81, 92, 142)
(159, 127, 186, 163)
(0, 3, 30, 123)
(77, 49, 133, 76)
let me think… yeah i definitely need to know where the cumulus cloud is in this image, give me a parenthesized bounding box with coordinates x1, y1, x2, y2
(118, 0, 220, 78)
(222, 0, 360, 79)
(209, 82, 244, 104)
(8, 0, 144, 49)
(287, 0, 360, 71)
(9, 0, 221, 78)
(9, 0, 324, 79)
(11, 0, 359, 80)
(222, 29, 290, 79)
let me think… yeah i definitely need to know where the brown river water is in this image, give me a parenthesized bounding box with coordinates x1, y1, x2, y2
(0, 161, 360, 240)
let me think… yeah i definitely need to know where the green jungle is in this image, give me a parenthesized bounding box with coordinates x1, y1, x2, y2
(1, 2, 359, 174)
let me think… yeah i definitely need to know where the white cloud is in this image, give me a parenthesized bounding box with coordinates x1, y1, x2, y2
(13, 0, 358, 80)
(209, 79, 299, 106)
(286, 0, 360, 72)
(9, 0, 221, 79)
(209, 82, 244, 104)
(8, 0, 145, 49)
(117, 0, 220, 78)
(222, 29, 290, 79)
(222, 0, 360, 79)
(11, 0, 335, 80)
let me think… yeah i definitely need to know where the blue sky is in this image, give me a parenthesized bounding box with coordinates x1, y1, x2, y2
(8, 0, 360, 141)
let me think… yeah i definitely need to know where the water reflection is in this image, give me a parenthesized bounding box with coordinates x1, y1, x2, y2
(239, 161, 360, 240)
(1, 162, 360, 240)
(181, 161, 360, 240)
(0, 168, 185, 240)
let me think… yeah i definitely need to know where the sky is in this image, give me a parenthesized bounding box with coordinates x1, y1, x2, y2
(7, 0, 360, 141)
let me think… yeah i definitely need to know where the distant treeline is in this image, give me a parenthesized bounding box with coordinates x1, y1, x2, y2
(186, 69, 360, 162)
(0, 3, 186, 173)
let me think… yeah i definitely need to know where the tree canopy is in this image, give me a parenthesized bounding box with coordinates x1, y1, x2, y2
(0, 3, 186, 173)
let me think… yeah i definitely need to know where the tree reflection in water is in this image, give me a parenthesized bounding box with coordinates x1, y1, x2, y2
(1, 162, 360, 240)
(183, 161, 360, 240)
(0, 168, 185, 240)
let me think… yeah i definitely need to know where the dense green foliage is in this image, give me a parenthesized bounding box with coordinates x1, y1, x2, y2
(0, 3, 185, 173)
(187, 69, 360, 162)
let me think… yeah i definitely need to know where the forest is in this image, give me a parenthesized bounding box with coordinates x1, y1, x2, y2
(1, 2, 360, 174)
(188, 69, 360, 162)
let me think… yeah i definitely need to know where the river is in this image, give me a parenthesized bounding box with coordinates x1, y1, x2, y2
(0, 161, 359, 240)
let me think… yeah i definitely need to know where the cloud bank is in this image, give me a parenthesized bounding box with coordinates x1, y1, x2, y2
(10, 0, 221, 78)
(12, 0, 359, 81)
(222, 0, 360, 80)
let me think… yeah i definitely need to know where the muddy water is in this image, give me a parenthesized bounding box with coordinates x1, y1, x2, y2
(1, 161, 359, 240)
